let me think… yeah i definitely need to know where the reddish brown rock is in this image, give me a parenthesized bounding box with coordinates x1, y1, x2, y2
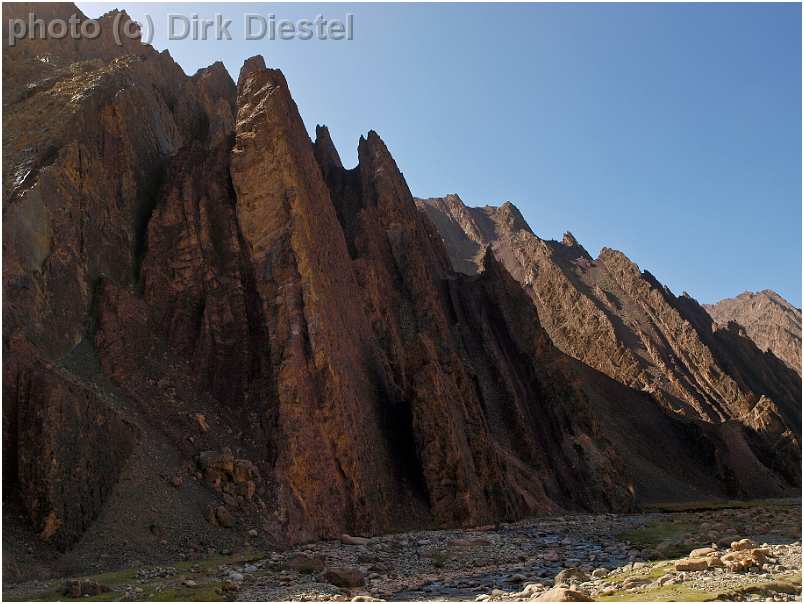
(286, 554, 325, 574)
(324, 567, 366, 588)
(4, 341, 136, 550)
(705, 290, 801, 375)
(3, 3, 801, 567)
(416, 194, 801, 493)
(230, 57, 421, 542)
(317, 127, 636, 521)
(2, 3, 240, 550)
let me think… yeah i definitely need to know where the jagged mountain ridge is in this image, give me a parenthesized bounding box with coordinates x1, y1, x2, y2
(416, 194, 801, 480)
(2, 2, 800, 576)
(705, 290, 802, 375)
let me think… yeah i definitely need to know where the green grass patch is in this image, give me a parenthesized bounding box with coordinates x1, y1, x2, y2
(642, 497, 801, 513)
(4, 588, 121, 602)
(145, 583, 225, 602)
(5, 549, 264, 602)
(599, 569, 802, 602)
(598, 583, 715, 602)
(617, 520, 696, 559)
(602, 561, 674, 585)
(716, 572, 802, 600)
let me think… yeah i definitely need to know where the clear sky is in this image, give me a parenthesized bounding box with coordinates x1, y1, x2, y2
(79, 3, 803, 307)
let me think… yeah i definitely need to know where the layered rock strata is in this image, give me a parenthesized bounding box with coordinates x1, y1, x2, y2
(417, 194, 801, 488)
(3, 3, 800, 560)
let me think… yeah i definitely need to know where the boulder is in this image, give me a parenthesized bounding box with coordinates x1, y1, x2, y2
(521, 583, 545, 596)
(622, 577, 650, 589)
(64, 580, 110, 598)
(554, 568, 590, 586)
(215, 505, 234, 528)
(531, 586, 594, 602)
(721, 548, 770, 572)
(730, 539, 757, 551)
(287, 554, 325, 574)
(324, 567, 366, 588)
(233, 459, 258, 483)
(195, 414, 209, 432)
(674, 558, 709, 572)
(198, 449, 234, 474)
(542, 549, 561, 562)
(689, 547, 717, 558)
(340, 534, 371, 546)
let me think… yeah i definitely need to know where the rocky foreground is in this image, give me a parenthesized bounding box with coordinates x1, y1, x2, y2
(4, 500, 800, 602)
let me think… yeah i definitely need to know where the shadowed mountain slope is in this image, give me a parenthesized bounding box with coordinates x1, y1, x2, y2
(2, 3, 800, 581)
(417, 194, 801, 487)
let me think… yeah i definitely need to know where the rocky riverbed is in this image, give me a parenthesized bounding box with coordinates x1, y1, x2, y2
(4, 500, 800, 602)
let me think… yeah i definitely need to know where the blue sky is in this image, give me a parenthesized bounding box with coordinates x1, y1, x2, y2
(79, 3, 803, 306)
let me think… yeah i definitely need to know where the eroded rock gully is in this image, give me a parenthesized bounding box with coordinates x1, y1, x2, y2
(2, 1, 801, 588)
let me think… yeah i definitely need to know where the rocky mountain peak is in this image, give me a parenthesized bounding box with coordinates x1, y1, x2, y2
(313, 124, 343, 172)
(193, 61, 235, 93)
(562, 231, 579, 247)
(705, 290, 802, 374)
(237, 54, 267, 87)
(358, 129, 394, 164)
(492, 201, 533, 235)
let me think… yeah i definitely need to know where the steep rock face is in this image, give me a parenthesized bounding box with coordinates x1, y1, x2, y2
(2, 5, 261, 550)
(705, 290, 802, 375)
(4, 339, 137, 551)
(140, 137, 263, 405)
(4, 2, 801, 565)
(317, 130, 634, 524)
(230, 59, 421, 542)
(416, 195, 801, 487)
(3, 5, 197, 548)
(316, 129, 798, 517)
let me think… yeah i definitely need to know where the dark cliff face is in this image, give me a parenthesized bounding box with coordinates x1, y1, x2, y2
(3, 3, 800, 562)
(416, 195, 801, 492)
